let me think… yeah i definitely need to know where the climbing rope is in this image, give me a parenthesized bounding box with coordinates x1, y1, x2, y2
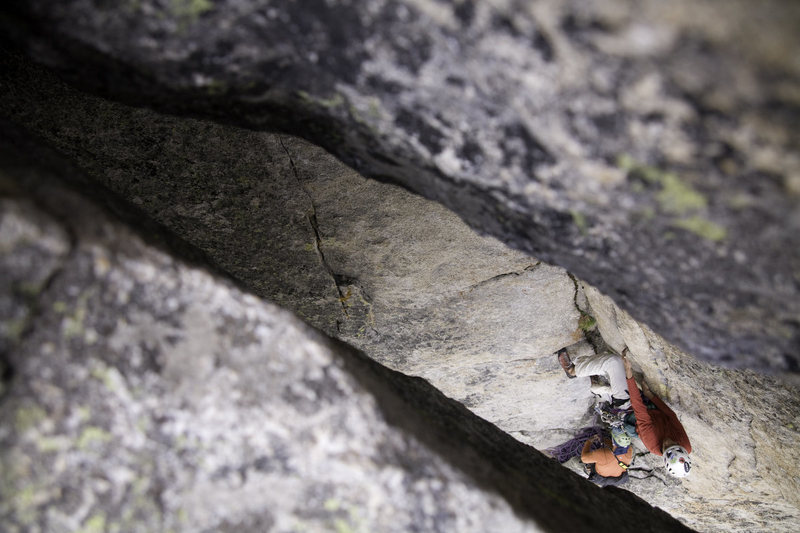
(545, 425, 605, 464)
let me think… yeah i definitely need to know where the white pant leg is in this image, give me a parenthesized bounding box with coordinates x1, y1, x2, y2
(572, 353, 629, 400)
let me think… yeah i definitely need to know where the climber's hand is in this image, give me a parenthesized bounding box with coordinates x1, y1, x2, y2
(622, 353, 633, 379)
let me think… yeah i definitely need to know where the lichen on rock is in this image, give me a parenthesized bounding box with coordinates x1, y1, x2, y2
(0, 124, 695, 533)
(1, 1, 800, 531)
(3, 0, 798, 372)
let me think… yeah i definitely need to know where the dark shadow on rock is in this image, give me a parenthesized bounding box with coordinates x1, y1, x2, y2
(0, 106, 694, 533)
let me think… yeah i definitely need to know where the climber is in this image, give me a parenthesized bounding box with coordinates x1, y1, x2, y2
(557, 347, 630, 408)
(545, 425, 634, 487)
(621, 350, 692, 478)
(581, 426, 634, 484)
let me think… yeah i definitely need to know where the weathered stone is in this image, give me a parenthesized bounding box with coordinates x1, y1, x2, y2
(2, 0, 799, 372)
(0, 197, 70, 365)
(2, 53, 800, 531)
(0, 125, 694, 533)
(582, 284, 800, 531)
(0, 51, 585, 445)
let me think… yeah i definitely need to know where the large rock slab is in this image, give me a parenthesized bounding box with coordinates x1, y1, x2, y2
(0, 124, 694, 533)
(0, 51, 588, 449)
(3, 53, 800, 531)
(3, 0, 799, 373)
(582, 284, 800, 532)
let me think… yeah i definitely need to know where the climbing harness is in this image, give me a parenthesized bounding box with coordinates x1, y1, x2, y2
(594, 400, 631, 429)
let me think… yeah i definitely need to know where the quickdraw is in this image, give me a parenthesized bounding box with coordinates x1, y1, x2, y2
(594, 401, 630, 429)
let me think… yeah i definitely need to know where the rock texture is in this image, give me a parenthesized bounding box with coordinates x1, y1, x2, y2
(580, 286, 800, 532)
(2, 52, 800, 532)
(0, 124, 694, 533)
(3, 0, 799, 373)
(0, 50, 584, 441)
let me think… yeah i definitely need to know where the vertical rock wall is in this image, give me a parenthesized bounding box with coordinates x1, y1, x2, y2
(1, 52, 799, 531)
(3, 0, 799, 372)
(0, 122, 693, 533)
(582, 286, 800, 530)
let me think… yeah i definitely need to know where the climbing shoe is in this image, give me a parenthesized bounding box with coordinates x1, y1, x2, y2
(557, 348, 576, 378)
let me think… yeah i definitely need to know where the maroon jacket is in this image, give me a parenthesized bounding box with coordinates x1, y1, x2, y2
(627, 377, 691, 456)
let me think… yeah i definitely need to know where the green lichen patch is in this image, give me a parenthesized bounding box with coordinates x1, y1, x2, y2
(618, 154, 725, 241)
(570, 210, 588, 235)
(76, 405, 92, 422)
(16, 281, 44, 297)
(367, 98, 383, 119)
(727, 192, 756, 210)
(616, 153, 637, 172)
(323, 498, 364, 533)
(2, 317, 28, 343)
(62, 307, 86, 338)
(324, 498, 340, 512)
(672, 216, 727, 242)
(297, 90, 345, 109)
(77, 426, 112, 449)
(169, 0, 213, 19)
(0, 455, 25, 501)
(15, 404, 46, 433)
(90, 363, 116, 390)
(333, 518, 356, 533)
(0, 455, 53, 526)
(632, 206, 656, 222)
(618, 155, 708, 214)
(13, 486, 38, 525)
(118, 476, 162, 528)
(79, 513, 107, 533)
(657, 173, 707, 215)
(62, 291, 93, 339)
(578, 312, 596, 331)
(35, 435, 69, 453)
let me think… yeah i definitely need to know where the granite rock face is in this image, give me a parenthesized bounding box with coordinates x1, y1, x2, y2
(3, 54, 800, 531)
(3, 0, 800, 373)
(0, 51, 585, 444)
(0, 127, 695, 533)
(580, 285, 800, 532)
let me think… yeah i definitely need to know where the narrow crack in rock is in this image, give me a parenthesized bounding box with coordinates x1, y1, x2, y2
(627, 468, 655, 479)
(466, 263, 540, 292)
(507, 357, 538, 363)
(567, 271, 587, 316)
(334, 274, 379, 335)
(567, 271, 604, 354)
(278, 136, 349, 321)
